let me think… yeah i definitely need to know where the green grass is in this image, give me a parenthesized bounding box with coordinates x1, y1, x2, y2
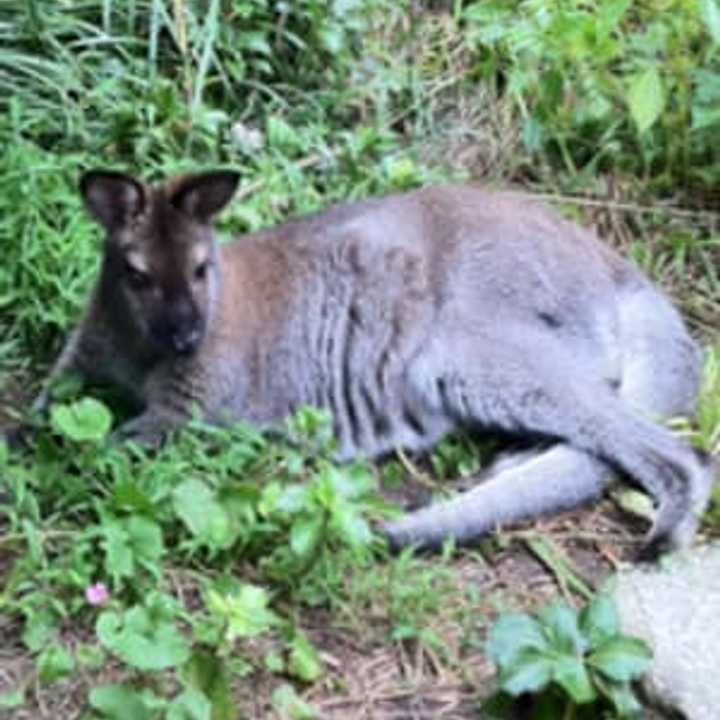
(1, 2, 719, 718)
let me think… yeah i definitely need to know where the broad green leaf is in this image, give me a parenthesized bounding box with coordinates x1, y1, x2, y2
(627, 68, 665, 134)
(113, 480, 156, 515)
(499, 648, 553, 696)
(275, 484, 310, 514)
(579, 595, 619, 648)
(539, 602, 585, 654)
(103, 521, 134, 579)
(290, 515, 324, 558)
(167, 689, 211, 720)
(331, 504, 372, 548)
(589, 636, 652, 682)
(51, 397, 112, 442)
(597, 0, 631, 34)
(89, 684, 156, 720)
(288, 631, 323, 683)
(486, 612, 549, 667)
(173, 479, 233, 549)
(96, 606, 190, 671)
(701, 0, 720, 44)
(21, 610, 57, 652)
(552, 655, 596, 704)
(126, 515, 165, 564)
(37, 643, 75, 684)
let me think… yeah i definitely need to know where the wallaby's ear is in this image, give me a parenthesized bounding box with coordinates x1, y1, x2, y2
(169, 171, 240, 222)
(80, 170, 145, 233)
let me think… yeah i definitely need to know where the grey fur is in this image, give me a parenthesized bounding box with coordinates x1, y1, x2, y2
(38, 175, 715, 555)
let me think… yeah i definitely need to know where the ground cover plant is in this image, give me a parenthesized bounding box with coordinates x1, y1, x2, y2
(0, 1, 719, 718)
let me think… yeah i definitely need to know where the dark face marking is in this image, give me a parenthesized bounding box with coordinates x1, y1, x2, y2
(113, 193, 217, 358)
(83, 168, 239, 359)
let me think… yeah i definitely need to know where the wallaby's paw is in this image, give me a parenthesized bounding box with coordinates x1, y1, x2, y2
(380, 516, 447, 554)
(639, 456, 715, 562)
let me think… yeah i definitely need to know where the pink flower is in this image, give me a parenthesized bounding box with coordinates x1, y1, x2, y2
(86, 582, 110, 606)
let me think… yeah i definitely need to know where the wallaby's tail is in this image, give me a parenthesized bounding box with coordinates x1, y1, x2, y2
(382, 282, 706, 551)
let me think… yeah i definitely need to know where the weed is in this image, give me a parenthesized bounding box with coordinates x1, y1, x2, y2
(485, 595, 652, 718)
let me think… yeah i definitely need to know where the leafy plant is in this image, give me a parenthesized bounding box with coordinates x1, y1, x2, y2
(485, 594, 652, 718)
(462, 0, 720, 189)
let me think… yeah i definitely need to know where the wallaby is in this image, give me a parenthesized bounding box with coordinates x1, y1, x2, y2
(32, 170, 714, 556)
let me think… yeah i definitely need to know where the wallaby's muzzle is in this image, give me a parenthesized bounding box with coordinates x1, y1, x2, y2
(152, 300, 204, 357)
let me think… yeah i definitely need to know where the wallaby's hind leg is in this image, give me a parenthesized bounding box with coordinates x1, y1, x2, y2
(384, 306, 713, 554)
(617, 281, 702, 419)
(384, 444, 613, 550)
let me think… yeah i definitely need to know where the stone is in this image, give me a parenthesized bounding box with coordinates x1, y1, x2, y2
(611, 544, 720, 719)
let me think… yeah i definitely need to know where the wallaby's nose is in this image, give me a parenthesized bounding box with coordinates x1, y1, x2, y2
(171, 327, 201, 355)
(162, 298, 202, 356)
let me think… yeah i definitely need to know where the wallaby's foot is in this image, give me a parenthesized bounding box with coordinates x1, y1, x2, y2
(638, 450, 716, 561)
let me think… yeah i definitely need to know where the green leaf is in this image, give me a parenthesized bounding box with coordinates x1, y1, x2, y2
(182, 650, 237, 720)
(579, 594, 619, 649)
(539, 602, 585, 654)
(499, 648, 554, 696)
(21, 610, 57, 652)
(589, 636, 653, 682)
(264, 651, 285, 674)
(552, 655, 597, 704)
(76, 643, 106, 669)
(275, 484, 310, 514)
(486, 612, 549, 668)
(89, 684, 156, 720)
(599, 678, 643, 717)
(96, 605, 190, 671)
(271, 684, 317, 720)
(50, 397, 112, 442)
(266, 115, 301, 151)
(103, 521, 135, 580)
(597, 0, 631, 34)
(167, 689, 211, 720)
(173, 479, 233, 549)
(627, 67, 665, 134)
(126, 515, 165, 565)
(701, 0, 720, 44)
(318, 25, 345, 55)
(288, 631, 323, 683)
(37, 643, 75, 684)
(0, 687, 25, 708)
(290, 515, 324, 558)
(206, 585, 278, 642)
(331, 503, 372, 548)
(612, 488, 655, 522)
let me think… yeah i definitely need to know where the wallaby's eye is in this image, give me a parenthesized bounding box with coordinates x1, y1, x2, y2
(124, 262, 153, 291)
(194, 260, 210, 281)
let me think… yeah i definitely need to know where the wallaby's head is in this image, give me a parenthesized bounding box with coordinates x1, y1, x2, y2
(81, 170, 239, 358)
